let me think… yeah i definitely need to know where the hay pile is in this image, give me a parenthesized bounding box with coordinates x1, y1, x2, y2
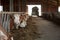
(10, 17, 40, 40)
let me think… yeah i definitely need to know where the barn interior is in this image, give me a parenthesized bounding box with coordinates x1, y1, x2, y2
(0, 0, 60, 40)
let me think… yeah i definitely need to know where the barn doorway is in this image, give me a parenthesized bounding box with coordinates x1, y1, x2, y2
(27, 5, 41, 16)
(0, 6, 3, 12)
(32, 6, 39, 17)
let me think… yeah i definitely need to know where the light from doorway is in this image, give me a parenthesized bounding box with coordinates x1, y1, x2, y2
(58, 6, 60, 12)
(0, 6, 3, 12)
(27, 5, 41, 16)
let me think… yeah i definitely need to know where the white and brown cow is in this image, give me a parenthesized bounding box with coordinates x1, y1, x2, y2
(13, 13, 29, 29)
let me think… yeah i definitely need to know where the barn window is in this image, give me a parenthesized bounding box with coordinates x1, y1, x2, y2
(58, 6, 60, 12)
(0, 6, 3, 12)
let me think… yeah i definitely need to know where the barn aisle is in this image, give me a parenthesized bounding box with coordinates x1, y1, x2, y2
(33, 17, 60, 40)
(10, 17, 60, 40)
(10, 17, 40, 40)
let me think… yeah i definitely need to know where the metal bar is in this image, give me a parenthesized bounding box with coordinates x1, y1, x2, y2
(0, 12, 26, 32)
(0, 12, 25, 14)
(3, 14, 7, 32)
(7, 14, 10, 32)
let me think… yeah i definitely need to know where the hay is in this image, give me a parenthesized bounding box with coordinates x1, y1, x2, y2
(10, 17, 40, 40)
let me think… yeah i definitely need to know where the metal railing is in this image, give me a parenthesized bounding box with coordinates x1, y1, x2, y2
(0, 12, 25, 32)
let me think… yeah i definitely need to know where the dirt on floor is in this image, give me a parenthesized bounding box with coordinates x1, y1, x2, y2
(10, 17, 40, 40)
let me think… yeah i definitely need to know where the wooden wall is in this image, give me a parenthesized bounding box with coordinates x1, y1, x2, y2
(1, 0, 58, 13)
(1, 0, 9, 11)
(0, 0, 59, 30)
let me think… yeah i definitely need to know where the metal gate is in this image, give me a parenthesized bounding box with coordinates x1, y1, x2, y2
(0, 12, 24, 32)
(1, 14, 10, 32)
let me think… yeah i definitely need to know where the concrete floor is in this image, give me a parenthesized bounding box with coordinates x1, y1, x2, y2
(32, 17, 60, 40)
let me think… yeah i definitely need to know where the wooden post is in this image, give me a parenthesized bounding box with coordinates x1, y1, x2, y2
(19, 0, 20, 12)
(9, 0, 14, 32)
(10, 0, 13, 12)
(21, 0, 26, 12)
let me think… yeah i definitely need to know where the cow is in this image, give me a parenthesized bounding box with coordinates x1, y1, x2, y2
(14, 14, 21, 29)
(13, 13, 29, 29)
(0, 25, 8, 40)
